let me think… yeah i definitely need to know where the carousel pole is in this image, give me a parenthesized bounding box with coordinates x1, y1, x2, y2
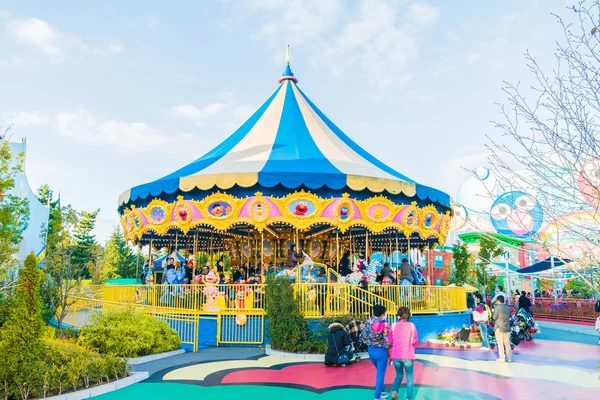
(193, 229, 198, 276)
(136, 243, 141, 283)
(252, 234, 256, 270)
(349, 230, 353, 263)
(149, 236, 153, 282)
(366, 229, 369, 261)
(261, 231, 265, 276)
(336, 230, 340, 272)
(210, 232, 213, 266)
(395, 232, 399, 267)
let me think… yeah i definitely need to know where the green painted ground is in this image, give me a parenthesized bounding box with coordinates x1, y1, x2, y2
(94, 383, 498, 400)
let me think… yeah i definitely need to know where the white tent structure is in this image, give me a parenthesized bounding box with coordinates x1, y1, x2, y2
(8, 139, 49, 262)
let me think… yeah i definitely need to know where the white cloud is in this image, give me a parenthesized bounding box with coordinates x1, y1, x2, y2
(172, 100, 254, 129)
(261, 23, 277, 34)
(249, 0, 440, 88)
(9, 108, 194, 154)
(330, 0, 438, 88)
(7, 18, 62, 56)
(410, 3, 440, 25)
(250, 0, 342, 44)
(468, 53, 481, 63)
(7, 111, 50, 126)
(175, 72, 196, 83)
(445, 31, 459, 42)
(0, 55, 24, 67)
(105, 42, 124, 54)
(219, 18, 234, 33)
(145, 13, 161, 28)
(0, 9, 12, 20)
(54, 107, 195, 153)
(6, 18, 123, 60)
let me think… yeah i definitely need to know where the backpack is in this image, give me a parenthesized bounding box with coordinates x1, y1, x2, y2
(594, 299, 600, 313)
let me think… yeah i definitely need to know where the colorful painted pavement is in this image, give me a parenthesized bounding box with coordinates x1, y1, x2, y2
(97, 338, 599, 400)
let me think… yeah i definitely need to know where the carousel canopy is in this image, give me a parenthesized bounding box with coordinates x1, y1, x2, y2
(119, 63, 450, 208)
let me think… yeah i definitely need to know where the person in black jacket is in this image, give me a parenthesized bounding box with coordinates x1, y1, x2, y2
(466, 293, 475, 309)
(324, 321, 352, 366)
(339, 250, 351, 276)
(518, 291, 532, 314)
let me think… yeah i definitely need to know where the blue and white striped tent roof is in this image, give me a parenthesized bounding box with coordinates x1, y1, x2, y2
(120, 64, 450, 207)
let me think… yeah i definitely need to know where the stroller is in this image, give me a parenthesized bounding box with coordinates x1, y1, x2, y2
(442, 326, 474, 349)
(488, 319, 520, 350)
(345, 320, 365, 363)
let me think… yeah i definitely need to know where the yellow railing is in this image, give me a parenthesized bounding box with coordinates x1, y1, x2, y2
(63, 282, 467, 351)
(64, 296, 201, 351)
(369, 285, 467, 314)
(101, 284, 266, 313)
(217, 310, 265, 345)
(294, 282, 397, 318)
(83, 282, 467, 317)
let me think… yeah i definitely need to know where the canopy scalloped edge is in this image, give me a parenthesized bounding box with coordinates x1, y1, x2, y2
(118, 174, 429, 207)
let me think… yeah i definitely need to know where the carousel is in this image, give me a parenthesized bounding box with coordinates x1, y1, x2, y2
(118, 52, 453, 275)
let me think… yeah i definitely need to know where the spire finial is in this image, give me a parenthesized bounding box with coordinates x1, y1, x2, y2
(278, 45, 298, 84)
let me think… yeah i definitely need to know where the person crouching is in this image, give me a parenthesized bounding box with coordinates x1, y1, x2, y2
(324, 320, 352, 367)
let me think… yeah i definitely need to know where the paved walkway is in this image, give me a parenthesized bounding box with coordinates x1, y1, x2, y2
(537, 320, 598, 336)
(94, 331, 600, 400)
(131, 347, 264, 376)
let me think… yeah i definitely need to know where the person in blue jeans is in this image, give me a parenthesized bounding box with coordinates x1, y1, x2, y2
(360, 304, 392, 400)
(474, 293, 491, 350)
(388, 307, 418, 400)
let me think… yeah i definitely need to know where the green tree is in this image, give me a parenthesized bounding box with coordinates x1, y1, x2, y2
(36, 184, 58, 208)
(565, 278, 595, 298)
(451, 241, 474, 286)
(72, 209, 99, 279)
(101, 226, 136, 281)
(0, 134, 31, 293)
(0, 253, 44, 399)
(43, 204, 84, 331)
(476, 235, 503, 295)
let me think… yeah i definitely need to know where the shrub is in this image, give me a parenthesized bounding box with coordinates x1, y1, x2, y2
(37, 338, 129, 398)
(265, 276, 311, 352)
(78, 309, 181, 358)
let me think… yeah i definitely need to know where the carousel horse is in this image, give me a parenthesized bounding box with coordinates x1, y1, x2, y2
(367, 260, 380, 284)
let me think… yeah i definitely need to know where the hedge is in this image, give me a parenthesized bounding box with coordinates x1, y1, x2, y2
(38, 339, 129, 398)
(78, 309, 181, 358)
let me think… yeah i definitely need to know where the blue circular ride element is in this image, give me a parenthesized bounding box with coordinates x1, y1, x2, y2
(490, 191, 543, 238)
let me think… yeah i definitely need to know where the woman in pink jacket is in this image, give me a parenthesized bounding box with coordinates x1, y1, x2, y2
(388, 306, 418, 400)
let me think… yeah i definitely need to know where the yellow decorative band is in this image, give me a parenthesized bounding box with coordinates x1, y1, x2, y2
(345, 175, 416, 196)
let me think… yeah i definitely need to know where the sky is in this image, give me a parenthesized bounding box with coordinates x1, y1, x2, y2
(0, 0, 578, 243)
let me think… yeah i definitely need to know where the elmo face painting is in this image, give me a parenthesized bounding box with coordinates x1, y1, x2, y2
(294, 201, 309, 216)
(178, 206, 189, 221)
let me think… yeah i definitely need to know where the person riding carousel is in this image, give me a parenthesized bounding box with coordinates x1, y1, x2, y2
(286, 243, 302, 268)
